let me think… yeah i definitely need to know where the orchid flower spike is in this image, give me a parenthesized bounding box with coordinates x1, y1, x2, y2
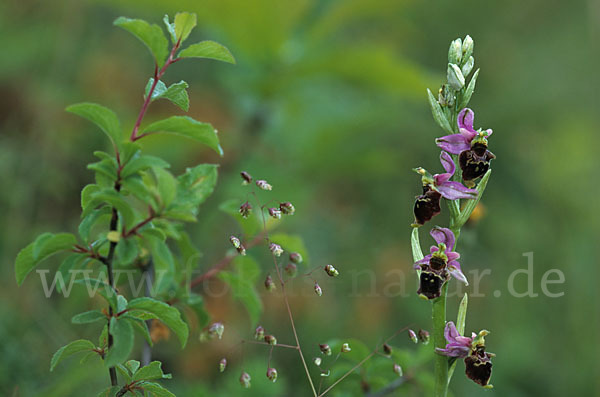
(436, 321, 495, 388)
(413, 152, 478, 226)
(414, 227, 468, 299)
(436, 108, 496, 186)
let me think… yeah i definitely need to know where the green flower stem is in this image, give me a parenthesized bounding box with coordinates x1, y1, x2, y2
(432, 282, 449, 397)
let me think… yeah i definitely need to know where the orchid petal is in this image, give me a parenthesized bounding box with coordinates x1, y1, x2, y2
(444, 321, 460, 341)
(447, 251, 460, 261)
(449, 260, 468, 285)
(457, 108, 475, 132)
(439, 151, 456, 176)
(430, 227, 455, 251)
(430, 246, 439, 254)
(435, 134, 470, 155)
(437, 181, 478, 200)
(415, 254, 432, 265)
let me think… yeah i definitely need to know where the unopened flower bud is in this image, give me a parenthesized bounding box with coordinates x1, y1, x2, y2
(408, 329, 418, 344)
(208, 322, 224, 339)
(255, 325, 265, 341)
(314, 282, 322, 296)
(279, 201, 295, 215)
(240, 171, 252, 185)
(285, 263, 297, 277)
(448, 38, 462, 64)
(393, 363, 403, 377)
(219, 358, 227, 372)
(265, 275, 276, 292)
(256, 179, 272, 190)
(462, 35, 474, 59)
(319, 344, 332, 356)
(268, 207, 282, 219)
(383, 343, 392, 357)
(230, 236, 246, 256)
(461, 55, 474, 77)
(418, 329, 430, 345)
(239, 372, 251, 388)
(447, 63, 465, 90)
(324, 264, 339, 277)
(266, 367, 278, 382)
(239, 201, 252, 218)
(341, 343, 351, 353)
(313, 357, 322, 366)
(269, 243, 283, 257)
(264, 334, 277, 345)
(289, 252, 303, 264)
(438, 85, 448, 106)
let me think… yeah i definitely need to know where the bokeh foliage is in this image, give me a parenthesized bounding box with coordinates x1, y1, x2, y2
(0, 0, 598, 396)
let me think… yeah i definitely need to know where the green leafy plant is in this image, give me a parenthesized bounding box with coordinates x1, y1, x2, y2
(14, 12, 234, 396)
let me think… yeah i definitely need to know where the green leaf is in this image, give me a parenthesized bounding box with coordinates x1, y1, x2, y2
(426, 89, 453, 134)
(88, 158, 119, 182)
(219, 258, 262, 326)
(66, 103, 122, 147)
(122, 315, 153, 347)
(72, 310, 106, 324)
(82, 189, 136, 229)
(268, 233, 310, 264)
(81, 184, 100, 211)
(174, 12, 197, 43)
(105, 317, 134, 367)
(163, 15, 176, 43)
(121, 153, 170, 179)
(410, 227, 424, 262)
(457, 169, 491, 227)
(138, 382, 175, 397)
(56, 254, 84, 293)
(16, 233, 77, 285)
(458, 68, 479, 110)
(79, 206, 112, 242)
(141, 116, 223, 156)
(50, 339, 96, 371)
(116, 363, 133, 382)
(117, 295, 129, 312)
(143, 232, 174, 294)
(185, 294, 210, 328)
(127, 297, 189, 348)
(169, 164, 218, 218)
(154, 167, 177, 208)
(178, 40, 236, 64)
(448, 293, 469, 384)
(144, 79, 189, 112)
(125, 359, 141, 375)
(116, 237, 139, 266)
(114, 17, 169, 67)
(133, 361, 172, 381)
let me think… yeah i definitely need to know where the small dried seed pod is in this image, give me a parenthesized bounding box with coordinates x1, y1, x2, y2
(393, 363, 403, 377)
(239, 201, 252, 218)
(219, 358, 227, 373)
(408, 329, 418, 344)
(279, 201, 295, 215)
(266, 367, 278, 382)
(265, 275, 276, 292)
(383, 343, 392, 356)
(268, 207, 282, 219)
(289, 252, 303, 264)
(319, 344, 332, 356)
(208, 322, 224, 339)
(256, 179, 272, 190)
(254, 325, 265, 341)
(341, 343, 352, 353)
(264, 334, 278, 346)
(324, 264, 339, 277)
(269, 243, 283, 257)
(285, 263, 298, 277)
(240, 171, 252, 185)
(418, 329, 430, 345)
(314, 282, 322, 296)
(239, 372, 251, 388)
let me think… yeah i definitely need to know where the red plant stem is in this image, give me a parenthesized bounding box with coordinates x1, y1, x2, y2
(122, 211, 155, 238)
(130, 38, 181, 142)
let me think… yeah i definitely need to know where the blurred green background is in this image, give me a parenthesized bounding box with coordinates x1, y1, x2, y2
(1, 0, 598, 396)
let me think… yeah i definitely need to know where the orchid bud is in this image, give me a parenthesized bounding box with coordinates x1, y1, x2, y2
(239, 372, 251, 388)
(265, 275, 276, 292)
(285, 263, 298, 277)
(255, 325, 265, 341)
(314, 282, 322, 296)
(313, 357, 322, 366)
(266, 367, 278, 382)
(461, 56, 474, 77)
(239, 201, 252, 218)
(269, 243, 283, 257)
(268, 207, 282, 219)
(219, 358, 227, 372)
(264, 334, 277, 345)
(408, 329, 418, 344)
(324, 264, 339, 277)
(319, 344, 332, 356)
(279, 201, 295, 215)
(208, 322, 224, 339)
(447, 63, 465, 90)
(448, 38, 462, 64)
(240, 171, 252, 185)
(393, 363, 403, 377)
(438, 85, 447, 106)
(256, 179, 272, 190)
(341, 343, 351, 353)
(462, 35, 474, 59)
(289, 252, 303, 264)
(229, 236, 246, 256)
(383, 343, 392, 357)
(418, 329, 430, 345)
